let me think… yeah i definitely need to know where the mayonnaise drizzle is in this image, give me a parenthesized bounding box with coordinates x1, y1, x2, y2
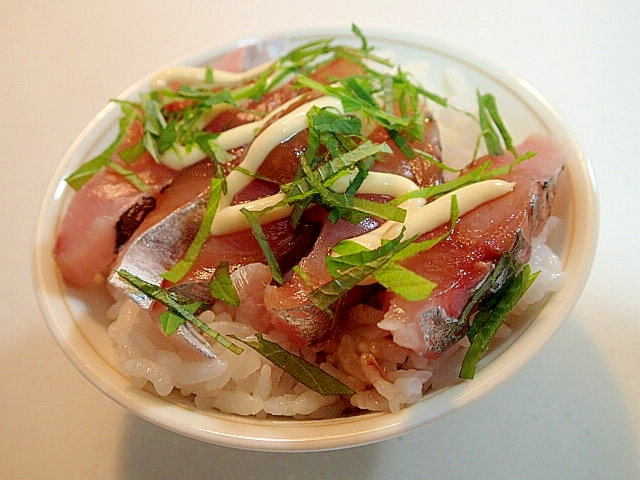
(348, 179, 515, 250)
(150, 62, 275, 90)
(210, 171, 421, 236)
(211, 171, 514, 245)
(210, 192, 291, 236)
(159, 94, 305, 170)
(218, 96, 344, 208)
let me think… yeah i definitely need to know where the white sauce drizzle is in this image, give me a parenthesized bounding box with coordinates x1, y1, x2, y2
(217, 96, 344, 208)
(349, 179, 515, 250)
(211, 174, 513, 246)
(210, 192, 291, 236)
(150, 62, 274, 90)
(210, 171, 421, 236)
(159, 94, 305, 170)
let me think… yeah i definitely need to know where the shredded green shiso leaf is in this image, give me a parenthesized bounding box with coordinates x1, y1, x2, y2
(233, 334, 355, 396)
(240, 207, 285, 284)
(162, 177, 223, 283)
(460, 263, 539, 379)
(117, 269, 243, 354)
(208, 261, 240, 307)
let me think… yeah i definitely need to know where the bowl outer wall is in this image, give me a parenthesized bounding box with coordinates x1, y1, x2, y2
(33, 25, 598, 452)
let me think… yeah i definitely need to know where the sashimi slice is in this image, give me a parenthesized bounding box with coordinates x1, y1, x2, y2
(261, 115, 444, 346)
(378, 135, 566, 356)
(107, 160, 217, 306)
(53, 121, 176, 288)
(174, 215, 321, 287)
(263, 213, 382, 346)
(108, 155, 320, 307)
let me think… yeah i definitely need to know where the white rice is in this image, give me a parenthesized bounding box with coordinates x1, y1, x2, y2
(107, 299, 347, 417)
(516, 217, 566, 310)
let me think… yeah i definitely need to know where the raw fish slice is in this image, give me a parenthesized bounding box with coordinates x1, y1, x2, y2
(369, 117, 442, 188)
(171, 215, 321, 288)
(263, 213, 382, 346)
(378, 135, 566, 356)
(54, 121, 176, 288)
(108, 160, 216, 307)
(108, 124, 316, 306)
(261, 115, 443, 346)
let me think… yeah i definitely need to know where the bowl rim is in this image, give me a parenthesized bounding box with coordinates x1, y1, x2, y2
(32, 24, 599, 452)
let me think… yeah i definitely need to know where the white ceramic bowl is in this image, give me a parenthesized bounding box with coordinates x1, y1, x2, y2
(33, 26, 598, 452)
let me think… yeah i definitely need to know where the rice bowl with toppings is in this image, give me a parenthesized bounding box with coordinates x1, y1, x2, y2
(34, 25, 597, 451)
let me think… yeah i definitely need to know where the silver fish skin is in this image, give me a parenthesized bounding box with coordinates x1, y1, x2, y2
(107, 174, 216, 358)
(107, 192, 207, 308)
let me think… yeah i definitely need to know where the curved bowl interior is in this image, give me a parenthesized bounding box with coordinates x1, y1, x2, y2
(33, 26, 598, 452)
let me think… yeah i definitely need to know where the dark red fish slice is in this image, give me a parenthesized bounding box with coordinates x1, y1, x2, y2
(379, 134, 566, 357)
(261, 135, 564, 353)
(53, 121, 176, 288)
(263, 212, 383, 346)
(174, 215, 321, 286)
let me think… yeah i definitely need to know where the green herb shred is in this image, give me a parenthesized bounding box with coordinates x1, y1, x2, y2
(162, 177, 223, 283)
(459, 264, 539, 379)
(117, 269, 243, 354)
(233, 334, 355, 396)
(209, 261, 240, 307)
(65, 102, 144, 190)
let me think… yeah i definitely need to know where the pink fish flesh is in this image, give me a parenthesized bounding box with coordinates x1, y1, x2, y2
(378, 134, 566, 356)
(263, 212, 383, 346)
(53, 121, 176, 288)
